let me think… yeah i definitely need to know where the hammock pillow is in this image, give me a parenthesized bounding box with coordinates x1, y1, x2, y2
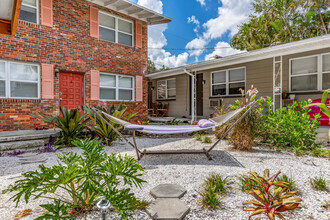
(197, 119, 216, 128)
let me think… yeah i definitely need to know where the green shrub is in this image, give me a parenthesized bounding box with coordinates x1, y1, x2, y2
(258, 97, 321, 154)
(30, 107, 90, 147)
(201, 136, 212, 143)
(199, 174, 233, 209)
(193, 133, 202, 141)
(85, 104, 136, 146)
(3, 139, 146, 219)
(310, 176, 328, 191)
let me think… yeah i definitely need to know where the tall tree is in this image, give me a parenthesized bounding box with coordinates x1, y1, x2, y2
(231, 0, 330, 51)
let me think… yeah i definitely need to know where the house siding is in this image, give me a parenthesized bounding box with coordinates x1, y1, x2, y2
(150, 47, 330, 119)
(0, 0, 148, 131)
(151, 74, 190, 118)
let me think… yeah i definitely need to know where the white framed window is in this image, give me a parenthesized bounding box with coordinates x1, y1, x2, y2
(19, 0, 39, 24)
(0, 60, 40, 99)
(211, 67, 246, 96)
(100, 73, 134, 101)
(157, 78, 176, 100)
(322, 53, 330, 90)
(99, 11, 134, 47)
(290, 53, 330, 92)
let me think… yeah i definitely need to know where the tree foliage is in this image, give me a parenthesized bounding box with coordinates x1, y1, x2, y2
(231, 0, 330, 51)
(147, 58, 170, 73)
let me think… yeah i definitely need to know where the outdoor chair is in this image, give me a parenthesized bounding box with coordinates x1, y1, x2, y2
(157, 103, 168, 117)
(90, 101, 258, 160)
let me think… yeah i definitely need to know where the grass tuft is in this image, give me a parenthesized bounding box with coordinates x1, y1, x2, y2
(202, 136, 212, 143)
(199, 174, 233, 209)
(310, 176, 328, 191)
(193, 133, 202, 141)
(276, 175, 300, 194)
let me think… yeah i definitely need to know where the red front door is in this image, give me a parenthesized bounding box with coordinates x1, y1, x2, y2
(60, 72, 84, 110)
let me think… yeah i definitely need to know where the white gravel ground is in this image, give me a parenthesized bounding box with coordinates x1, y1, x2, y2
(0, 136, 329, 220)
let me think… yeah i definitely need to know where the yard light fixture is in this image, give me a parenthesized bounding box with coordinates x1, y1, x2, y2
(97, 199, 111, 220)
(54, 65, 60, 78)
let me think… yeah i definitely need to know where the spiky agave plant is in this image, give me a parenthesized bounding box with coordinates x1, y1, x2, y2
(84, 104, 136, 146)
(243, 169, 302, 220)
(30, 107, 90, 147)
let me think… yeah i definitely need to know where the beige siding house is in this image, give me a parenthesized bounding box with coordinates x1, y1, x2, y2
(146, 35, 330, 121)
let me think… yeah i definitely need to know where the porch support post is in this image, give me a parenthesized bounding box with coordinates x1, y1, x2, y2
(184, 69, 195, 124)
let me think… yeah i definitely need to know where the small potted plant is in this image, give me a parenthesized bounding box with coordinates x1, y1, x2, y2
(289, 93, 296, 100)
(282, 90, 288, 99)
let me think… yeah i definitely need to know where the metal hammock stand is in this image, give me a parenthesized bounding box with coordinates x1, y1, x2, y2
(90, 101, 258, 160)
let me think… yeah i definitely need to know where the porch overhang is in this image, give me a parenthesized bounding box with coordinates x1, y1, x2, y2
(0, 0, 22, 36)
(87, 0, 172, 25)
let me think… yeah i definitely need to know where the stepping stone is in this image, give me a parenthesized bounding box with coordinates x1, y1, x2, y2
(146, 198, 190, 220)
(150, 184, 187, 199)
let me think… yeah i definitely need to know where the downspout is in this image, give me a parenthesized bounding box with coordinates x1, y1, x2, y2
(184, 69, 195, 124)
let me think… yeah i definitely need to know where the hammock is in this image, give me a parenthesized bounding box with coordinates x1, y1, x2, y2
(90, 101, 258, 160)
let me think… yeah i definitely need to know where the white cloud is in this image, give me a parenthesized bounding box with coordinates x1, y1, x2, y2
(196, 0, 206, 6)
(187, 15, 200, 33)
(137, 0, 163, 13)
(204, 41, 243, 60)
(185, 37, 208, 57)
(136, 0, 188, 68)
(203, 0, 252, 39)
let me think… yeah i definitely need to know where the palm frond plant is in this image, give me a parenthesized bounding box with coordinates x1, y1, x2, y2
(30, 107, 90, 147)
(85, 104, 136, 146)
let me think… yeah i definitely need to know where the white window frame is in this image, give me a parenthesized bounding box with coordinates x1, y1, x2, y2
(20, 0, 39, 24)
(0, 60, 40, 99)
(99, 11, 134, 47)
(99, 73, 135, 101)
(157, 78, 176, 100)
(289, 53, 330, 93)
(211, 67, 246, 97)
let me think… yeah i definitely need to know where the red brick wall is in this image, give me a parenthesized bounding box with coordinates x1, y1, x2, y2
(0, 0, 148, 131)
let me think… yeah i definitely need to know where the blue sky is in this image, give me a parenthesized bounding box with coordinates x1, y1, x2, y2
(130, 0, 253, 68)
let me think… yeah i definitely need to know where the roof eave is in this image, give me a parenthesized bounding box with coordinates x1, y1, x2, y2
(87, 0, 172, 25)
(147, 34, 330, 79)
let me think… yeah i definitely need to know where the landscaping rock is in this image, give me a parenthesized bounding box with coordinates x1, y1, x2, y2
(146, 198, 190, 220)
(150, 184, 187, 199)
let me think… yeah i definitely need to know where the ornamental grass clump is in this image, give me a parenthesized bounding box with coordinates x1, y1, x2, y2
(3, 139, 146, 219)
(199, 174, 233, 209)
(214, 86, 260, 151)
(243, 169, 302, 220)
(310, 176, 328, 191)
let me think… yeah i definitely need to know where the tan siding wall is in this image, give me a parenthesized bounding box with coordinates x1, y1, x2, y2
(149, 47, 330, 119)
(199, 58, 273, 118)
(151, 74, 190, 117)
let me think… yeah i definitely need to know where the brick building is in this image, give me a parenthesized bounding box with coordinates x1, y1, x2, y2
(0, 0, 171, 131)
